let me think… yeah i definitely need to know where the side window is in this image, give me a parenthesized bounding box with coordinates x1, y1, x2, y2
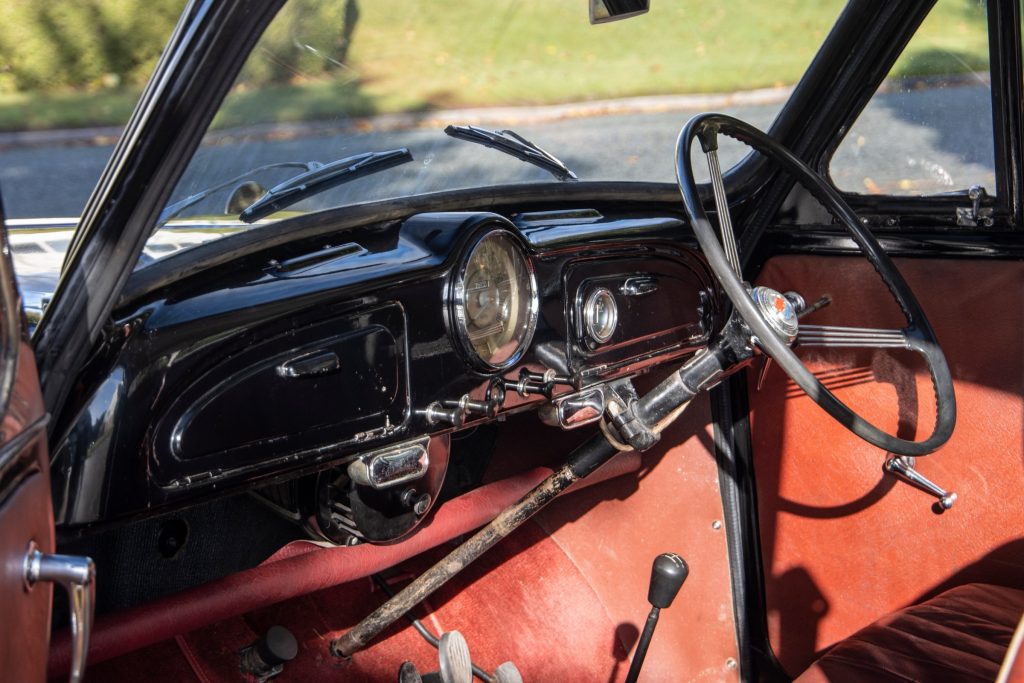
(829, 0, 994, 196)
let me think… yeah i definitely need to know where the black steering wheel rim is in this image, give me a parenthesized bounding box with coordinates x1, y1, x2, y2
(676, 113, 955, 456)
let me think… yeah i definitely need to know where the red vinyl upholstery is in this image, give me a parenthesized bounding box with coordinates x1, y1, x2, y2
(796, 583, 1024, 683)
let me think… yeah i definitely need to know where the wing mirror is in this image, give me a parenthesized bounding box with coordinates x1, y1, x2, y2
(589, 0, 650, 24)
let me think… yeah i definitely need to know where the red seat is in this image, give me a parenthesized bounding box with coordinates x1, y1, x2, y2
(795, 583, 1024, 682)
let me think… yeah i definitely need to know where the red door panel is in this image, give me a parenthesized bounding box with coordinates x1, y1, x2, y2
(0, 467, 54, 681)
(749, 255, 1024, 675)
(0, 342, 54, 682)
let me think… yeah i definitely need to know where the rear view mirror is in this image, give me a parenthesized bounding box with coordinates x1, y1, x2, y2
(589, 0, 650, 24)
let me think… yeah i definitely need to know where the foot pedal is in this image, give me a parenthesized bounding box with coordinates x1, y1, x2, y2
(399, 661, 424, 683)
(401, 630, 524, 683)
(409, 631, 473, 683)
(438, 631, 473, 683)
(494, 661, 524, 683)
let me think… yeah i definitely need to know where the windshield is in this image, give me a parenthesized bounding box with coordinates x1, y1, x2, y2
(160, 0, 845, 244)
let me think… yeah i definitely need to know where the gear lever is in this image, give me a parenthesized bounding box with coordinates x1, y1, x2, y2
(624, 553, 689, 683)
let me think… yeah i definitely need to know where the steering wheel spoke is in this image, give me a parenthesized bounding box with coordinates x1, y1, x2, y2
(797, 324, 908, 349)
(704, 145, 743, 277)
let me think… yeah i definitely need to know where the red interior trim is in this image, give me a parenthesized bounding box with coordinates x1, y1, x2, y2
(751, 256, 1024, 675)
(49, 452, 641, 678)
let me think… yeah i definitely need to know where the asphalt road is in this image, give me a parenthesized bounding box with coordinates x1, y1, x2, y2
(0, 83, 995, 221)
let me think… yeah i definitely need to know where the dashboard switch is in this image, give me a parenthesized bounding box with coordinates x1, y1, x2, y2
(454, 395, 499, 419)
(505, 367, 574, 398)
(420, 402, 467, 427)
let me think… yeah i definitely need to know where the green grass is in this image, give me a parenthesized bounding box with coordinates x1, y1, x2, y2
(0, 87, 140, 131)
(0, 0, 990, 133)
(889, 1, 990, 79)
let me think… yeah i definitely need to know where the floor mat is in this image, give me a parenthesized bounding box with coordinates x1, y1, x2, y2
(87, 520, 625, 682)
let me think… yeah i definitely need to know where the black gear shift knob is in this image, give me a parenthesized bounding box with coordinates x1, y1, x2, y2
(625, 553, 689, 683)
(648, 552, 689, 609)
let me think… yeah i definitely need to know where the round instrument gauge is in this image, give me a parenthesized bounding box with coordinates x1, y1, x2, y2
(452, 230, 538, 370)
(583, 287, 618, 344)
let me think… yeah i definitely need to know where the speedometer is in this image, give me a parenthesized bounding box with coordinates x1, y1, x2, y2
(451, 230, 538, 371)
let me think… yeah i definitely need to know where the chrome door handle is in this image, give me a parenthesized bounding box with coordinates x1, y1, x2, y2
(24, 544, 95, 683)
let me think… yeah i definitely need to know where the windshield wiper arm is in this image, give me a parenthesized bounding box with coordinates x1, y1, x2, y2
(444, 125, 578, 181)
(239, 147, 414, 223)
(156, 160, 322, 229)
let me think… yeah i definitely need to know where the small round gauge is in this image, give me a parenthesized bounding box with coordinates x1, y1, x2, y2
(452, 230, 538, 370)
(583, 287, 618, 344)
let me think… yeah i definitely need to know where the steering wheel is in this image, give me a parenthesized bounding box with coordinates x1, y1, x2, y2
(676, 113, 955, 457)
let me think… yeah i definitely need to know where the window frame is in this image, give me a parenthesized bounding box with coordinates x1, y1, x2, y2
(818, 0, 1023, 230)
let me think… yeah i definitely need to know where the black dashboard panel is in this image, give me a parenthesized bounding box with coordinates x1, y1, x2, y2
(564, 255, 712, 378)
(50, 209, 719, 531)
(155, 304, 408, 483)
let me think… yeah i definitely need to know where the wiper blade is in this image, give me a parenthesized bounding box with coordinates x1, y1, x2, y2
(239, 148, 414, 223)
(157, 160, 321, 229)
(444, 125, 578, 181)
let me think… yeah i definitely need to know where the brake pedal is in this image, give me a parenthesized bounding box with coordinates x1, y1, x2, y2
(494, 661, 524, 683)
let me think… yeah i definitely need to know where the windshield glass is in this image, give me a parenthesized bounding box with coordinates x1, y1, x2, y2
(159, 0, 845, 246)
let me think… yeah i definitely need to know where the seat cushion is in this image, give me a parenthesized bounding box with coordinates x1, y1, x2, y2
(795, 583, 1024, 683)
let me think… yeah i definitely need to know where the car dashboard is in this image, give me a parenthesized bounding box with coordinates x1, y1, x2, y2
(51, 208, 719, 541)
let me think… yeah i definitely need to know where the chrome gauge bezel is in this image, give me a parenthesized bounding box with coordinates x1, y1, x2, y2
(449, 228, 539, 372)
(583, 286, 618, 344)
